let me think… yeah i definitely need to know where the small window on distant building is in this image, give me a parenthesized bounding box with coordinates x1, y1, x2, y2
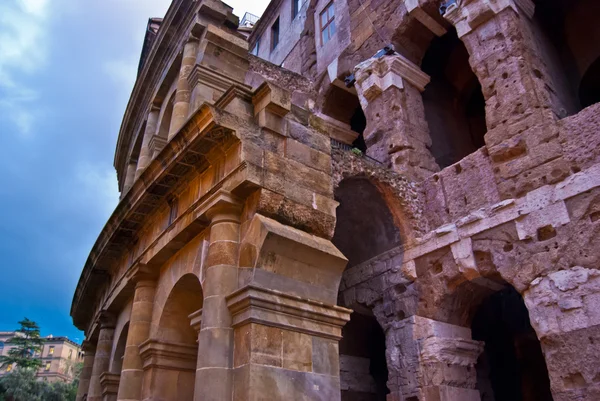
(252, 39, 260, 56)
(6, 364, 12, 372)
(293, 0, 304, 19)
(45, 362, 51, 371)
(320, 2, 336, 45)
(48, 346, 54, 356)
(68, 349, 73, 359)
(271, 17, 280, 51)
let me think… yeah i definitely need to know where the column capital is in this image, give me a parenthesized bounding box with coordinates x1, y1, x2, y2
(97, 311, 116, 329)
(198, 190, 243, 224)
(354, 53, 430, 109)
(99, 372, 120, 398)
(443, 0, 534, 37)
(188, 309, 203, 333)
(81, 339, 96, 354)
(126, 262, 158, 288)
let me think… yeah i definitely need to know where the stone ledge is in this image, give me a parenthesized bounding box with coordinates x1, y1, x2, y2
(226, 285, 351, 340)
(139, 339, 197, 371)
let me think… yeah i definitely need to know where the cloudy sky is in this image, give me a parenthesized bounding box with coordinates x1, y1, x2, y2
(0, 0, 269, 342)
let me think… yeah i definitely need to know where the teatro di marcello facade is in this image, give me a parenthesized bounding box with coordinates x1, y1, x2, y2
(72, 0, 600, 400)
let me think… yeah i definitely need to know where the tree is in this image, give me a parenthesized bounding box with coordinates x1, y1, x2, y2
(0, 368, 42, 401)
(0, 318, 44, 371)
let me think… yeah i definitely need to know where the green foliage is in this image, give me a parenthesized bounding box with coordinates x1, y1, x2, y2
(351, 147, 363, 156)
(0, 369, 78, 401)
(0, 318, 44, 370)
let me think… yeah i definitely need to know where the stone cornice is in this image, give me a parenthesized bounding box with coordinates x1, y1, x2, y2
(139, 339, 197, 371)
(226, 285, 351, 340)
(72, 104, 244, 330)
(115, 0, 197, 188)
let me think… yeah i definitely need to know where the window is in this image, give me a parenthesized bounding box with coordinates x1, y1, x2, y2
(68, 349, 73, 359)
(45, 362, 51, 371)
(271, 17, 280, 51)
(6, 364, 12, 372)
(251, 39, 260, 56)
(320, 2, 336, 45)
(48, 346, 54, 356)
(293, 0, 304, 19)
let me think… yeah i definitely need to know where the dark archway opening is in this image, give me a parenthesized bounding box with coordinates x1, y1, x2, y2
(333, 178, 398, 400)
(534, 0, 600, 114)
(579, 57, 600, 109)
(472, 286, 554, 401)
(339, 311, 389, 400)
(332, 178, 400, 268)
(421, 28, 487, 169)
(111, 322, 129, 374)
(323, 85, 368, 152)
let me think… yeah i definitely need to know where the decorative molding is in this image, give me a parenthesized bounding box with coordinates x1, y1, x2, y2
(444, 0, 533, 37)
(188, 309, 203, 332)
(139, 339, 197, 372)
(99, 372, 120, 397)
(226, 285, 351, 340)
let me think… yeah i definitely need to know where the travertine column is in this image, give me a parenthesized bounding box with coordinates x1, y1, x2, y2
(168, 38, 199, 141)
(116, 270, 156, 401)
(353, 54, 439, 180)
(385, 316, 484, 401)
(135, 107, 160, 181)
(88, 313, 116, 401)
(122, 161, 137, 196)
(76, 341, 96, 401)
(194, 202, 241, 401)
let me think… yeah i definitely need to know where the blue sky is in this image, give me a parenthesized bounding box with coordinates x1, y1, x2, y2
(0, 0, 269, 343)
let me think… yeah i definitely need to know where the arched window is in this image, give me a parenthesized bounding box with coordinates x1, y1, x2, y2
(421, 28, 487, 169)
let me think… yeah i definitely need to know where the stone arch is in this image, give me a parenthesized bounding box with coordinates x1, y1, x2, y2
(145, 273, 203, 401)
(110, 322, 129, 373)
(156, 87, 177, 140)
(156, 273, 203, 344)
(414, 243, 554, 401)
(331, 152, 429, 244)
(421, 27, 487, 169)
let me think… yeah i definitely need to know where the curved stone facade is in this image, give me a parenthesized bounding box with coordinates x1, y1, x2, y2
(73, 1, 600, 400)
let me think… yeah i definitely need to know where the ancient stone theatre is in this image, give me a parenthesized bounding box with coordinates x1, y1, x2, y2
(71, 0, 600, 400)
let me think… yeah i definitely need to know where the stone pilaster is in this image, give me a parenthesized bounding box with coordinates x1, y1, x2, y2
(227, 285, 351, 401)
(168, 38, 199, 141)
(139, 340, 197, 401)
(194, 200, 242, 401)
(443, 0, 571, 197)
(135, 106, 160, 181)
(122, 161, 138, 197)
(87, 313, 116, 401)
(524, 266, 600, 401)
(188, 24, 249, 113)
(76, 340, 96, 401)
(353, 54, 439, 180)
(385, 316, 484, 401)
(116, 266, 157, 401)
(100, 372, 120, 401)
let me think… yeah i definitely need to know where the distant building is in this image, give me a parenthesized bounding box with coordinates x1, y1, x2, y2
(0, 332, 83, 383)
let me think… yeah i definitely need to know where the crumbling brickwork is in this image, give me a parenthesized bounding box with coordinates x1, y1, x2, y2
(73, 0, 600, 400)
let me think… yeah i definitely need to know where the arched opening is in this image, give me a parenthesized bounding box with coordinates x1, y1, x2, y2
(152, 274, 203, 401)
(534, 0, 600, 113)
(332, 178, 400, 268)
(333, 177, 398, 399)
(111, 322, 129, 374)
(421, 28, 487, 169)
(472, 286, 554, 401)
(157, 92, 176, 139)
(323, 84, 367, 152)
